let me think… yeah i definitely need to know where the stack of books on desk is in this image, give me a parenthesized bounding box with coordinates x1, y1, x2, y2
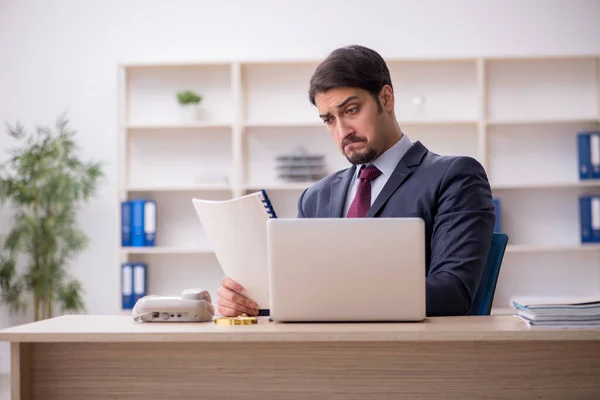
(513, 295, 600, 328)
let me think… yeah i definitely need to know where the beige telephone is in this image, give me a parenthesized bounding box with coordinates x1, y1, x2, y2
(132, 288, 215, 322)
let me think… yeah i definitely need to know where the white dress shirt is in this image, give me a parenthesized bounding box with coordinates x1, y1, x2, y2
(342, 133, 413, 217)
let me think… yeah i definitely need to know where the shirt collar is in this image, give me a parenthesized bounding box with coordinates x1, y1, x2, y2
(354, 132, 413, 179)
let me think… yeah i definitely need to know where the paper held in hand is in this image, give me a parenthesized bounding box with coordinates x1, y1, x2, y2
(191, 191, 277, 310)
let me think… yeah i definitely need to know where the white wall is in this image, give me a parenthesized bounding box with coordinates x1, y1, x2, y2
(1, 0, 599, 374)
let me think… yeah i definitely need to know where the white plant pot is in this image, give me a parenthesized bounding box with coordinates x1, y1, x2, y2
(179, 104, 199, 123)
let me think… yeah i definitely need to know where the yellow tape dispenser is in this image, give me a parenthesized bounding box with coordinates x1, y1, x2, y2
(214, 313, 258, 325)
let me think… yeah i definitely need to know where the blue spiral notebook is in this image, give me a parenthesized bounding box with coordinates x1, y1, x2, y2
(192, 190, 276, 310)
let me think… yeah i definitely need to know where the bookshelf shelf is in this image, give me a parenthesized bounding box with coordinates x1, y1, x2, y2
(117, 54, 600, 313)
(487, 121, 600, 186)
(245, 180, 600, 192)
(506, 244, 600, 254)
(126, 122, 232, 130)
(243, 121, 322, 128)
(127, 184, 232, 192)
(492, 181, 600, 190)
(399, 120, 477, 127)
(243, 182, 314, 191)
(486, 58, 598, 122)
(486, 118, 598, 126)
(122, 246, 214, 255)
(388, 60, 478, 122)
(243, 120, 478, 129)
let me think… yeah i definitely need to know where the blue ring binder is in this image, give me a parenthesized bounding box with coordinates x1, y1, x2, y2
(260, 190, 277, 218)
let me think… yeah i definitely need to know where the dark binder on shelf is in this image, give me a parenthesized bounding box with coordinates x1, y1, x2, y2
(121, 262, 134, 310)
(579, 195, 600, 243)
(492, 198, 502, 233)
(121, 201, 132, 246)
(578, 131, 600, 180)
(578, 132, 591, 180)
(131, 199, 157, 247)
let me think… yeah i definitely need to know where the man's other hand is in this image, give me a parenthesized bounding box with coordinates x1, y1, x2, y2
(216, 277, 259, 317)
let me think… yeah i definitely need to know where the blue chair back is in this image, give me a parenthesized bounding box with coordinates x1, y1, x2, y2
(469, 233, 509, 316)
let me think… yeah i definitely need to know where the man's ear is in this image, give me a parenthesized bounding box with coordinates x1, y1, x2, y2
(378, 85, 394, 113)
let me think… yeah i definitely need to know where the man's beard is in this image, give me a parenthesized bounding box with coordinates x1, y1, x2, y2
(342, 135, 378, 165)
(346, 146, 378, 165)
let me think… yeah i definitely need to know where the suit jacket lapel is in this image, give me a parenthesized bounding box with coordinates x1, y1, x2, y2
(329, 165, 356, 217)
(366, 141, 428, 218)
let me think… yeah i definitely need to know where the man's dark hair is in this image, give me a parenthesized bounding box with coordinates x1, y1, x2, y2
(308, 45, 393, 111)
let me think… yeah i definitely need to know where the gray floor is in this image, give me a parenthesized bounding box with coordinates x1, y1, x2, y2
(0, 375, 8, 400)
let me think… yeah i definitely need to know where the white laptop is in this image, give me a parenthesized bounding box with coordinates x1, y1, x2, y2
(266, 218, 426, 322)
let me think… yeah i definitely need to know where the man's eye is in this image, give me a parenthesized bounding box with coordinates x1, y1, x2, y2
(323, 118, 333, 125)
(347, 107, 358, 114)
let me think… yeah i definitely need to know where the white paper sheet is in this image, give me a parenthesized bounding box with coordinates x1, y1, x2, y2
(192, 192, 271, 309)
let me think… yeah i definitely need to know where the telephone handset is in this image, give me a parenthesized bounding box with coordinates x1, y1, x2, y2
(132, 288, 215, 322)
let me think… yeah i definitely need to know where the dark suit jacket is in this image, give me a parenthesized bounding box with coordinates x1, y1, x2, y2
(296, 141, 496, 316)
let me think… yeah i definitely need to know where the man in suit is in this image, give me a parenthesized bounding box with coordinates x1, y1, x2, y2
(217, 45, 496, 317)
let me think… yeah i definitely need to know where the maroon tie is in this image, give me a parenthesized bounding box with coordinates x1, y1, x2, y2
(346, 165, 382, 218)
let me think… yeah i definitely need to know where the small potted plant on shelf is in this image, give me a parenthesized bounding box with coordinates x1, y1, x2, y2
(176, 90, 203, 123)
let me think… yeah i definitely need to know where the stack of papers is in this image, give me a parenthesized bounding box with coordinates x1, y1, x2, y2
(512, 295, 600, 328)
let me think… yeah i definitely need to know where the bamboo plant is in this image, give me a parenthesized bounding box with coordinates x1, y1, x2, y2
(0, 115, 104, 321)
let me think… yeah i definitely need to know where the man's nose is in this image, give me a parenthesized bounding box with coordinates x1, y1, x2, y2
(337, 119, 353, 141)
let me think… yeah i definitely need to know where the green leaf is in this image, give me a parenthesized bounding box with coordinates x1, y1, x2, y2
(57, 279, 86, 313)
(176, 90, 202, 105)
(0, 114, 101, 319)
(0, 249, 26, 314)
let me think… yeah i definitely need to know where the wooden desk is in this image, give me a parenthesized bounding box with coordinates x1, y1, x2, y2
(1, 315, 600, 399)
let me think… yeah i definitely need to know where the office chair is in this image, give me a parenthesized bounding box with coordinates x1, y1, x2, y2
(469, 233, 509, 316)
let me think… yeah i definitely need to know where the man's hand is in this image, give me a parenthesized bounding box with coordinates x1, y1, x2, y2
(216, 277, 259, 317)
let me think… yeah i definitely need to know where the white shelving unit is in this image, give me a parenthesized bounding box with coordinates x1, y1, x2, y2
(117, 55, 600, 314)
